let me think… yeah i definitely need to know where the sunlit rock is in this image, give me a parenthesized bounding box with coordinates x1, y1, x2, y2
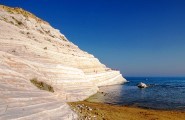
(138, 82, 148, 88)
(0, 5, 127, 119)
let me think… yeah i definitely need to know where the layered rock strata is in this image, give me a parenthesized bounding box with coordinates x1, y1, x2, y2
(0, 5, 127, 119)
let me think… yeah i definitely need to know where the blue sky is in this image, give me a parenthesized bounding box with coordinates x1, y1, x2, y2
(1, 0, 185, 76)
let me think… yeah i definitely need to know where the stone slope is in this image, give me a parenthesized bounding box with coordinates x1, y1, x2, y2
(0, 5, 127, 119)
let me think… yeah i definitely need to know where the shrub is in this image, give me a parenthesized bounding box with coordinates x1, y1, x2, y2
(7, 9, 14, 14)
(17, 21, 23, 25)
(10, 21, 14, 25)
(30, 78, 54, 92)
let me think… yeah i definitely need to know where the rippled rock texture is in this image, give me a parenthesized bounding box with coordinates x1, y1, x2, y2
(0, 5, 126, 119)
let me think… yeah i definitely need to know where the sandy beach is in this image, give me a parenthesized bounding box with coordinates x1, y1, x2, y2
(69, 101, 185, 120)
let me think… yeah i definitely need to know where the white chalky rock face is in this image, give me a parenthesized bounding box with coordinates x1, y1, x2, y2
(0, 5, 127, 119)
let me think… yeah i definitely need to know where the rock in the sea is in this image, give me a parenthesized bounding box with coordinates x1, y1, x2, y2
(137, 82, 148, 88)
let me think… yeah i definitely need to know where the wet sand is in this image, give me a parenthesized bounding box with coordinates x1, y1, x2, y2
(69, 101, 185, 120)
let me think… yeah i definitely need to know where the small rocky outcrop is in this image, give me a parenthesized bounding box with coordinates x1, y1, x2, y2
(137, 82, 148, 88)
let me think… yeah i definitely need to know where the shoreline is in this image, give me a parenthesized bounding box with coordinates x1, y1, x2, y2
(69, 101, 185, 120)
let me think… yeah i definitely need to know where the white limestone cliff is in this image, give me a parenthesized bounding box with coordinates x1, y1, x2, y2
(0, 5, 127, 119)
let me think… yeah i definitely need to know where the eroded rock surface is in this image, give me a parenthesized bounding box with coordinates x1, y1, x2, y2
(0, 5, 127, 119)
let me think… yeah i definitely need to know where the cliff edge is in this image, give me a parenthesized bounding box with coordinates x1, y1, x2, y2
(0, 5, 127, 119)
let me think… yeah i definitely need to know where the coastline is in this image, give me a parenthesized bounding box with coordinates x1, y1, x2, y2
(69, 101, 185, 120)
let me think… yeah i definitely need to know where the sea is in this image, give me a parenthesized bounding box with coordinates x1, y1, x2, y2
(87, 77, 185, 110)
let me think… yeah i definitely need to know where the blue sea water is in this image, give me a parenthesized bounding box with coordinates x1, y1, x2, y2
(87, 77, 185, 110)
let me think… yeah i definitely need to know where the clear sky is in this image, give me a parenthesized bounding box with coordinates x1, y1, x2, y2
(1, 0, 185, 77)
